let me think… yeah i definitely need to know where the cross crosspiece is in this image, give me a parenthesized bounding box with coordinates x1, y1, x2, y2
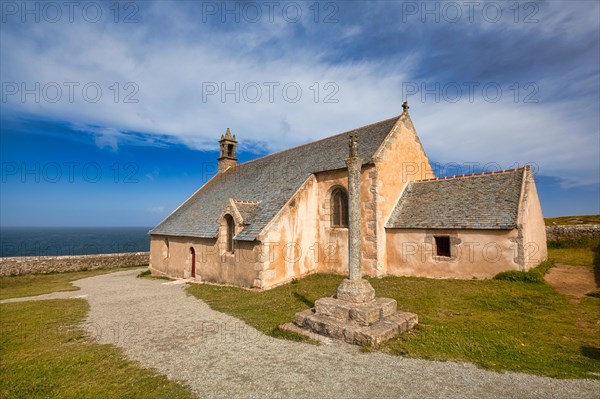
(402, 101, 409, 113)
(349, 131, 359, 158)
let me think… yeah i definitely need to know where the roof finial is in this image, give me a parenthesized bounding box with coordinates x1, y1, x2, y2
(402, 101, 410, 114)
(349, 131, 359, 158)
(225, 127, 233, 139)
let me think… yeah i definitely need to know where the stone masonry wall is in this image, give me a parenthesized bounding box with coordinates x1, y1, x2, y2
(0, 252, 149, 276)
(545, 224, 600, 242)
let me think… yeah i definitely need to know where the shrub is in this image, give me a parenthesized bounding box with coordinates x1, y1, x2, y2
(137, 270, 151, 278)
(585, 289, 600, 298)
(594, 242, 600, 280)
(494, 260, 555, 283)
(137, 270, 173, 281)
(494, 270, 543, 283)
(534, 259, 556, 276)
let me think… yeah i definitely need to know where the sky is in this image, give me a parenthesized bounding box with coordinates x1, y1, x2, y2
(0, 0, 599, 227)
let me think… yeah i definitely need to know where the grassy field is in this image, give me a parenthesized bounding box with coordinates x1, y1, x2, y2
(0, 266, 146, 300)
(2, 240, 599, 390)
(0, 299, 197, 399)
(546, 233, 599, 288)
(187, 275, 342, 341)
(548, 247, 596, 267)
(187, 270, 600, 379)
(545, 215, 600, 226)
(368, 276, 599, 378)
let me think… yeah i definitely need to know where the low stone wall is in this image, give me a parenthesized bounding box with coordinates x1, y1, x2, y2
(545, 224, 600, 242)
(0, 252, 149, 276)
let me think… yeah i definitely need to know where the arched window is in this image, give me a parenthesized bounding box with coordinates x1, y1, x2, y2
(224, 214, 235, 253)
(331, 188, 349, 227)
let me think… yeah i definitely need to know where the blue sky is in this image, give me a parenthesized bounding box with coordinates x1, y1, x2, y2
(1, 0, 599, 227)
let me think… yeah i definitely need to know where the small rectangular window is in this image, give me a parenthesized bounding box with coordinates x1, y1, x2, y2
(434, 236, 451, 257)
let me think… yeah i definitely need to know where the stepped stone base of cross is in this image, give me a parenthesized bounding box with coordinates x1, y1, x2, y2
(282, 278, 418, 346)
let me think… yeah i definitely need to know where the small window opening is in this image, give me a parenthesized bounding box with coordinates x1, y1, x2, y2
(434, 236, 451, 257)
(225, 214, 235, 253)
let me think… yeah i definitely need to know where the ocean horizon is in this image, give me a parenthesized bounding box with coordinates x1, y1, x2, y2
(0, 227, 152, 258)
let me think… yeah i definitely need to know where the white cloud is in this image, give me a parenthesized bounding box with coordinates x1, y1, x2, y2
(0, 2, 598, 188)
(85, 126, 122, 151)
(413, 99, 599, 188)
(145, 168, 160, 181)
(0, 17, 412, 148)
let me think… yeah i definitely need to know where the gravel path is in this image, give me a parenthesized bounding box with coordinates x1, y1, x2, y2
(6, 269, 600, 398)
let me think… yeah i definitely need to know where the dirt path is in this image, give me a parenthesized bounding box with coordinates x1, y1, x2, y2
(544, 264, 597, 297)
(4, 269, 599, 398)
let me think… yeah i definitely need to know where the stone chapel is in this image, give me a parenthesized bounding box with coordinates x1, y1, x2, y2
(149, 104, 547, 289)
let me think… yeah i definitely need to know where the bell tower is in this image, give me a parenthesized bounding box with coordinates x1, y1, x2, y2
(218, 128, 238, 173)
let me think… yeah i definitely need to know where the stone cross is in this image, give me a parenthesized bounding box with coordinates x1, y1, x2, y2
(346, 132, 362, 281)
(336, 132, 376, 303)
(287, 130, 418, 343)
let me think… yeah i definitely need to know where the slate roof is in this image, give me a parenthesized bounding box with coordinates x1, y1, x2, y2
(150, 115, 401, 241)
(233, 201, 261, 225)
(386, 169, 525, 230)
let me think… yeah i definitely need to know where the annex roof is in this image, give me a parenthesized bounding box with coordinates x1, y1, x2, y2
(150, 115, 401, 241)
(386, 169, 525, 230)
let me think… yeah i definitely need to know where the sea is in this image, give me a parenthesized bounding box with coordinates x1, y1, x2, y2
(0, 227, 151, 258)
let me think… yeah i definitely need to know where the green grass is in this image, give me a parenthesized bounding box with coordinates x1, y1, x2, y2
(0, 266, 146, 300)
(187, 273, 600, 379)
(545, 215, 600, 226)
(186, 274, 342, 341)
(0, 299, 197, 399)
(368, 277, 599, 378)
(548, 247, 596, 267)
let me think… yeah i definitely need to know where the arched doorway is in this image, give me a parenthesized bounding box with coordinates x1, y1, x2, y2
(189, 247, 196, 278)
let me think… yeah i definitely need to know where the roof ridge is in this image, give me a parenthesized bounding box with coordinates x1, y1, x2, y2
(232, 115, 402, 170)
(414, 167, 525, 183)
